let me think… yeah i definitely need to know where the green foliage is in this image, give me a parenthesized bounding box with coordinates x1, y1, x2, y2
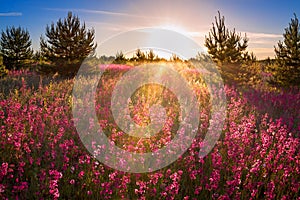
(0, 66, 8, 78)
(0, 26, 33, 70)
(205, 11, 249, 66)
(40, 12, 96, 76)
(237, 62, 264, 87)
(0, 55, 8, 78)
(273, 14, 300, 86)
(99, 55, 115, 64)
(113, 51, 127, 64)
(32, 50, 43, 62)
(114, 49, 163, 63)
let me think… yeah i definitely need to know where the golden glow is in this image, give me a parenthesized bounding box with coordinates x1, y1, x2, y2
(158, 24, 192, 38)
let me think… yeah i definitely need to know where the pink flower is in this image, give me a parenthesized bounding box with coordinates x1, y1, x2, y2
(78, 171, 84, 179)
(13, 181, 28, 191)
(0, 163, 8, 177)
(49, 170, 62, 179)
(0, 184, 5, 193)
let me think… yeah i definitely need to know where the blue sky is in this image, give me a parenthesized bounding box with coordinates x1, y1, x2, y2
(0, 0, 299, 59)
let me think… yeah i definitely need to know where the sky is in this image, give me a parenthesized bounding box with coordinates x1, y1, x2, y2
(0, 0, 300, 59)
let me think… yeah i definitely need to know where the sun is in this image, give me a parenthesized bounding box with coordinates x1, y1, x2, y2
(157, 24, 191, 37)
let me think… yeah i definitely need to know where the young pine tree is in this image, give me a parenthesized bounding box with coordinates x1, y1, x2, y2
(205, 11, 254, 84)
(147, 49, 155, 61)
(273, 14, 300, 86)
(205, 11, 249, 66)
(0, 26, 33, 70)
(40, 12, 96, 76)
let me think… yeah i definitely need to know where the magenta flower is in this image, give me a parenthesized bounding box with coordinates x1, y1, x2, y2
(78, 170, 85, 179)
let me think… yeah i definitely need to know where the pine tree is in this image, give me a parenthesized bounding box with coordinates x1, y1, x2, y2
(113, 51, 126, 64)
(274, 14, 300, 86)
(0, 26, 33, 70)
(135, 48, 146, 61)
(147, 49, 155, 61)
(205, 11, 249, 66)
(40, 12, 96, 76)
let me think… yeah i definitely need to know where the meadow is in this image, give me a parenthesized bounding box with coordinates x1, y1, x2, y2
(0, 63, 299, 200)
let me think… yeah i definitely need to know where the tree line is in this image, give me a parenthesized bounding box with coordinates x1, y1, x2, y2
(0, 11, 299, 86)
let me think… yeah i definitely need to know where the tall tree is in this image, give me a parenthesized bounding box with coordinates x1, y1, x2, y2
(205, 11, 249, 66)
(273, 14, 300, 86)
(40, 12, 96, 76)
(0, 26, 33, 70)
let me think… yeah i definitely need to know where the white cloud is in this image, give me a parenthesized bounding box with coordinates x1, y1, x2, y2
(86, 21, 140, 32)
(246, 32, 282, 39)
(45, 8, 162, 20)
(246, 31, 282, 44)
(245, 31, 282, 58)
(0, 12, 22, 17)
(247, 47, 275, 59)
(46, 8, 135, 17)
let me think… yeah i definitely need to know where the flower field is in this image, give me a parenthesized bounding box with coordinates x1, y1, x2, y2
(0, 65, 299, 199)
